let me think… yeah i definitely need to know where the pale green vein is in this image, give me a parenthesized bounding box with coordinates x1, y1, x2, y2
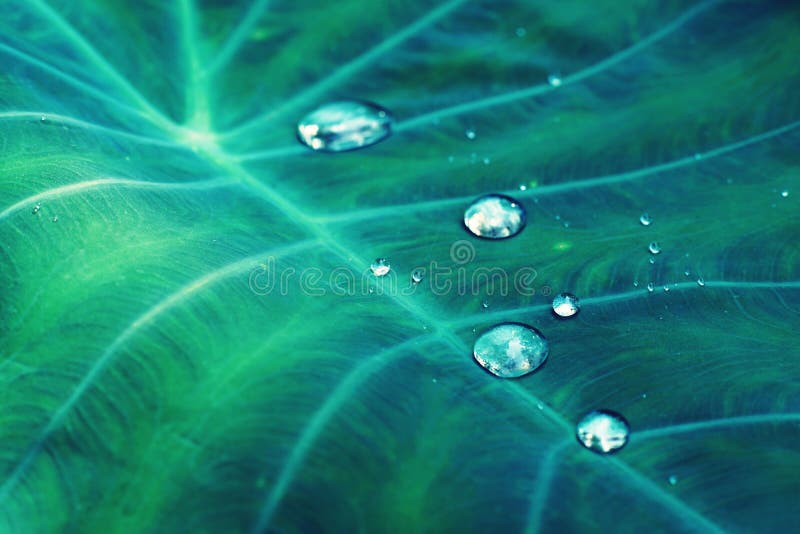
(205, 0, 271, 76)
(448, 280, 800, 328)
(178, 0, 210, 129)
(396, 0, 723, 131)
(602, 456, 726, 534)
(524, 440, 570, 534)
(0, 112, 185, 148)
(635, 413, 800, 441)
(251, 335, 434, 533)
(0, 177, 233, 222)
(24, 0, 177, 132)
(317, 118, 800, 225)
(0, 44, 150, 122)
(222, 0, 469, 140)
(0, 240, 317, 503)
(234, 145, 307, 162)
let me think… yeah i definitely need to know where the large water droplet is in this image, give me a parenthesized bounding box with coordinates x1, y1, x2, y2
(575, 409, 630, 454)
(648, 241, 661, 255)
(639, 213, 652, 226)
(552, 292, 580, 318)
(370, 258, 391, 277)
(463, 194, 526, 239)
(472, 323, 549, 378)
(297, 100, 393, 152)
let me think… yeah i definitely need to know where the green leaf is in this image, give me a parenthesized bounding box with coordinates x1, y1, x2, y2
(2, 0, 799, 532)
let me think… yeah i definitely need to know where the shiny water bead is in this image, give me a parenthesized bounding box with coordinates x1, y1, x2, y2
(465, 128, 476, 140)
(639, 212, 652, 226)
(646, 282, 655, 292)
(575, 409, 630, 454)
(697, 277, 706, 287)
(473, 323, 549, 378)
(552, 292, 580, 318)
(31, 203, 41, 214)
(370, 258, 391, 277)
(668, 475, 678, 486)
(547, 74, 562, 87)
(463, 194, 526, 239)
(648, 242, 661, 255)
(411, 269, 424, 284)
(297, 100, 393, 152)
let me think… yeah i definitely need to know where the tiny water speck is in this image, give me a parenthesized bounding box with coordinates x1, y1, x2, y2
(296, 100, 392, 152)
(781, 190, 789, 198)
(472, 323, 549, 378)
(463, 194, 526, 239)
(648, 242, 661, 254)
(370, 258, 391, 277)
(639, 213, 652, 226)
(40, 115, 47, 122)
(697, 277, 705, 287)
(51, 216, 58, 222)
(649, 257, 656, 265)
(481, 300, 489, 309)
(575, 409, 630, 454)
(684, 269, 691, 277)
(647, 282, 655, 292)
(411, 269, 424, 284)
(465, 128, 476, 140)
(668, 475, 678, 486)
(515, 27, 526, 37)
(32, 203, 41, 214)
(663, 286, 670, 293)
(547, 74, 562, 87)
(519, 184, 527, 191)
(552, 292, 580, 318)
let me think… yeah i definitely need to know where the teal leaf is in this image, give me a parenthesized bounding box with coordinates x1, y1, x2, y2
(1, 0, 799, 532)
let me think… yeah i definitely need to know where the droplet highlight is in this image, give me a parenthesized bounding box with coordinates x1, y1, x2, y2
(639, 213, 652, 226)
(297, 100, 393, 152)
(463, 194, 526, 239)
(648, 242, 661, 255)
(370, 258, 391, 277)
(547, 74, 562, 87)
(552, 292, 580, 318)
(668, 475, 678, 486)
(465, 128, 476, 140)
(411, 269, 424, 284)
(31, 203, 41, 214)
(575, 409, 630, 454)
(472, 323, 549, 378)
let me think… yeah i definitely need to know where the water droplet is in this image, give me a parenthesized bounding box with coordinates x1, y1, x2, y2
(411, 269, 424, 284)
(32, 203, 40, 214)
(482, 157, 491, 165)
(40, 115, 47, 123)
(647, 282, 655, 292)
(536, 402, 544, 410)
(684, 269, 691, 277)
(639, 213, 652, 226)
(463, 194, 526, 239)
(575, 409, 630, 454)
(633, 280, 639, 287)
(547, 74, 562, 87)
(668, 475, 678, 486)
(552, 292, 580, 318)
(447, 155, 454, 163)
(648, 257, 656, 265)
(472, 323, 549, 378)
(296, 100, 393, 152)
(697, 277, 705, 287)
(370, 258, 390, 277)
(663, 286, 670, 293)
(781, 190, 789, 198)
(431, 377, 438, 383)
(519, 184, 527, 191)
(648, 242, 661, 255)
(641, 393, 647, 399)
(515, 27, 527, 37)
(481, 300, 489, 309)
(694, 153, 703, 160)
(465, 128, 476, 140)
(51, 216, 58, 222)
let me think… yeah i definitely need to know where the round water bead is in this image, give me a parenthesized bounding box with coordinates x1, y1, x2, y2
(297, 100, 393, 152)
(639, 213, 652, 226)
(411, 269, 424, 284)
(463, 194, 526, 239)
(552, 292, 580, 318)
(575, 409, 630, 454)
(370, 258, 391, 277)
(648, 241, 661, 255)
(472, 323, 549, 378)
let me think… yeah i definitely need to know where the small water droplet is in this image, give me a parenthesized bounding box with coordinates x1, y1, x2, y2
(515, 27, 527, 37)
(51, 215, 58, 222)
(684, 269, 691, 277)
(641, 393, 647, 399)
(431, 377, 438, 383)
(465, 128, 476, 140)
(668, 475, 678, 486)
(411, 269, 424, 284)
(32, 203, 41, 214)
(297, 100, 393, 152)
(639, 213, 652, 226)
(463, 194, 526, 239)
(547, 74, 562, 87)
(633, 280, 639, 287)
(647, 282, 655, 293)
(575, 409, 630, 454)
(40, 115, 47, 123)
(472, 323, 549, 378)
(663, 286, 670, 293)
(368, 287, 375, 294)
(648, 242, 661, 255)
(519, 184, 527, 191)
(552, 292, 580, 318)
(649, 257, 656, 265)
(694, 153, 703, 160)
(447, 155, 455, 163)
(781, 190, 789, 198)
(536, 402, 544, 410)
(481, 300, 489, 309)
(370, 258, 390, 277)
(697, 277, 705, 287)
